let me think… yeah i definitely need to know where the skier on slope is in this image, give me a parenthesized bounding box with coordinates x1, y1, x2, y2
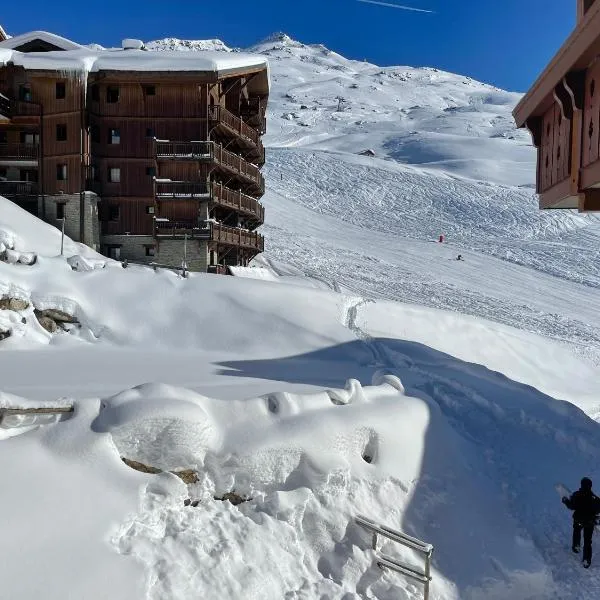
(562, 477, 600, 568)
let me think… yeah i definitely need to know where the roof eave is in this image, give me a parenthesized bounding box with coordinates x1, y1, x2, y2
(513, 2, 600, 127)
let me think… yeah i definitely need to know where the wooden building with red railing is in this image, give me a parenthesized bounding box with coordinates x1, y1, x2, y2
(513, 0, 600, 211)
(0, 30, 268, 271)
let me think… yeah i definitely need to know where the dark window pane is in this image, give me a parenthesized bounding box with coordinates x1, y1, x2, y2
(91, 85, 100, 101)
(107, 87, 119, 103)
(109, 205, 120, 221)
(145, 128, 155, 138)
(56, 82, 66, 99)
(56, 203, 65, 220)
(144, 85, 156, 96)
(146, 167, 156, 176)
(56, 124, 67, 141)
(91, 124, 100, 143)
(56, 164, 67, 180)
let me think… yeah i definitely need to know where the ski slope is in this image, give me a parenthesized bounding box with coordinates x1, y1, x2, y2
(1, 32, 600, 600)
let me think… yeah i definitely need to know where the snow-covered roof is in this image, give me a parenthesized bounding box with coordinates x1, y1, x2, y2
(0, 30, 84, 51)
(0, 44, 270, 91)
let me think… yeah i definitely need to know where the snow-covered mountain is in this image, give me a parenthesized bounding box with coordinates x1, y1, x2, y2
(145, 37, 232, 52)
(147, 33, 600, 362)
(2, 33, 600, 600)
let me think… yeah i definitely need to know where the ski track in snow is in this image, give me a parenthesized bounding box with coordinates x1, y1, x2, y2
(262, 148, 600, 366)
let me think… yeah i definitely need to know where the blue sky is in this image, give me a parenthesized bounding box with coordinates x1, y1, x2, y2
(2, 0, 575, 91)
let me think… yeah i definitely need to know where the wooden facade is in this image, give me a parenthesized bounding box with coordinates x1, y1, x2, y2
(514, 0, 600, 211)
(0, 32, 268, 268)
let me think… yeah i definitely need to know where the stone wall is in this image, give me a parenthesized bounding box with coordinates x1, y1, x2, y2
(42, 192, 100, 251)
(100, 235, 156, 263)
(157, 239, 208, 272)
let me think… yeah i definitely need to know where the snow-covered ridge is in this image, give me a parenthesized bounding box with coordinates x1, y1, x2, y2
(145, 38, 233, 53)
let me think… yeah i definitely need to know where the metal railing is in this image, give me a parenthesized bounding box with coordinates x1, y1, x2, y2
(0, 143, 39, 160)
(155, 180, 210, 199)
(0, 180, 39, 197)
(155, 220, 211, 239)
(356, 515, 433, 600)
(0, 406, 74, 429)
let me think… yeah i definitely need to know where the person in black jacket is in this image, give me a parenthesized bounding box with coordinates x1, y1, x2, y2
(562, 477, 600, 568)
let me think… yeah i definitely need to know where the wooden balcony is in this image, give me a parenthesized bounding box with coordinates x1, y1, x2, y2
(155, 180, 264, 225)
(155, 180, 211, 199)
(0, 96, 41, 122)
(210, 223, 264, 252)
(209, 106, 259, 145)
(211, 182, 264, 224)
(155, 221, 264, 252)
(241, 97, 267, 134)
(0, 143, 39, 161)
(155, 141, 265, 194)
(0, 180, 39, 197)
(208, 106, 265, 164)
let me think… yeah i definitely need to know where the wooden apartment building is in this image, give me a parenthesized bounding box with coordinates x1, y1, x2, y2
(514, 0, 600, 211)
(0, 30, 268, 270)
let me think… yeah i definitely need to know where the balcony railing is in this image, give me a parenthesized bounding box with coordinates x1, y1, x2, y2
(0, 180, 39, 197)
(0, 143, 39, 160)
(154, 180, 264, 224)
(155, 220, 210, 239)
(155, 221, 264, 251)
(241, 98, 267, 134)
(155, 181, 210, 199)
(0, 96, 42, 119)
(212, 182, 264, 223)
(210, 223, 264, 251)
(155, 141, 265, 192)
(208, 105, 260, 145)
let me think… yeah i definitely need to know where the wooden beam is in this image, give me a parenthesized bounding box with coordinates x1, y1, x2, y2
(513, 1, 600, 126)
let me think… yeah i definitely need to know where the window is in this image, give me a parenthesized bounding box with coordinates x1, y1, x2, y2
(56, 82, 66, 99)
(146, 167, 156, 177)
(0, 131, 7, 144)
(0, 167, 7, 180)
(56, 203, 65, 220)
(56, 164, 67, 181)
(91, 124, 100, 143)
(145, 128, 155, 138)
(107, 246, 121, 260)
(143, 85, 156, 96)
(18, 85, 32, 102)
(106, 86, 119, 103)
(20, 132, 39, 145)
(56, 124, 67, 142)
(91, 85, 100, 102)
(109, 205, 120, 221)
(108, 167, 120, 183)
(108, 128, 120, 144)
(145, 205, 155, 214)
(145, 246, 156, 257)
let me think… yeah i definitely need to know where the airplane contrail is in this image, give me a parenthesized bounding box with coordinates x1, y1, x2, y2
(357, 0, 434, 13)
